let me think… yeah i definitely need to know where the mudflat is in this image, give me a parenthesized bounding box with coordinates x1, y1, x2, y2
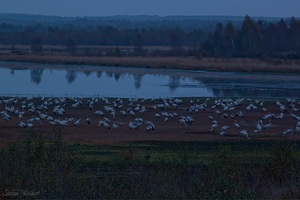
(0, 96, 299, 146)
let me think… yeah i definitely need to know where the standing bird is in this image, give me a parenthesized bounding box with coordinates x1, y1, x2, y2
(296, 121, 300, 133)
(221, 125, 230, 131)
(210, 123, 219, 132)
(240, 130, 250, 139)
(234, 122, 240, 129)
(73, 118, 81, 127)
(129, 121, 138, 130)
(113, 122, 119, 129)
(129, 110, 135, 117)
(19, 121, 27, 128)
(146, 121, 155, 132)
(104, 117, 111, 123)
(146, 125, 155, 132)
(146, 121, 155, 130)
(50, 121, 56, 126)
(236, 111, 244, 118)
(98, 120, 110, 130)
(283, 128, 293, 135)
(254, 120, 262, 133)
(86, 118, 91, 125)
(120, 110, 127, 117)
(18, 113, 24, 120)
(262, 122, 272, 129)
(219, 130, 226, 136)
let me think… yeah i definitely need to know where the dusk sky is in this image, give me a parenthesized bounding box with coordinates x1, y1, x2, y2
(0, 0, 299, 18)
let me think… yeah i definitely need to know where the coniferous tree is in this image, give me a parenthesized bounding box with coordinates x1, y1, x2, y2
(239, 15, 262, 56)
(224, 22, 237, 56)
(289, 17, 300, 54)
(212, 23, 224, 57)
(277, 19, 288, 52)
(30, 36, 43, 54)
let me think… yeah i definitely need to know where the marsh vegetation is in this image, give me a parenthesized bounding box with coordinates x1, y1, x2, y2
(1, 133, 300, 199)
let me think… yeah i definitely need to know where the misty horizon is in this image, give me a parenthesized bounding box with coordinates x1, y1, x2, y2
(0, 12, 295, 19)
(0, 0, 299, 18)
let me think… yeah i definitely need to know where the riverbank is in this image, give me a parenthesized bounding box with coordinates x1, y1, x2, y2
(0, 54, 299, 73)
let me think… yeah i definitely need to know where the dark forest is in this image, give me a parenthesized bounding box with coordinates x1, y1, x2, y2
(0, 15, 299, 58)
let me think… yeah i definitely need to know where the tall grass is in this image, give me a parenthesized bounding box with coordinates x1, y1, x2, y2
(1, 54, 300, 73)
(0, 133, 300, 199)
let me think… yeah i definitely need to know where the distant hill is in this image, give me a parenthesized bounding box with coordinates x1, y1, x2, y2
(0, 13, 284, 31)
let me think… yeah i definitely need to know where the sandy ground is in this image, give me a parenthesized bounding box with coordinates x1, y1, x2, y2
(1, 96, 299, 146)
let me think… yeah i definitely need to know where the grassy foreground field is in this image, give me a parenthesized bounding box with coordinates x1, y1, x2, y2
(1, 132, 300, 199)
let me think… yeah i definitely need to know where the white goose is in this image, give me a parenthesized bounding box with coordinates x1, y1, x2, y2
(283, 128, 293, 135)
(240, 130, 250, 139)
(86, 118, 91, 125)
(296, 122, 300, 133)
(73, 118, 81, 127)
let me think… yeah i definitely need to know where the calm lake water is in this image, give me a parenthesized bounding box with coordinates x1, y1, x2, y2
(0, 61, 299, 98)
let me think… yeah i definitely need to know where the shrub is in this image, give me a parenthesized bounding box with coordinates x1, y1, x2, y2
(259, 140, 300, 199)
(0, 132, 90, 199)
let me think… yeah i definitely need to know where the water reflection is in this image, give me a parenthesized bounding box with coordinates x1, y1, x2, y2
(1, 61, 300, 98)
(30, 69, 44, 84)
(66, 71, 77, 84)
(96, 71, 102, 78)
(134, 74, 143, 89)
(114, 73, 121, 81)
(106, 72, 113, 78)
(84, 71, 92, 77)
(168, 76, 181, 92)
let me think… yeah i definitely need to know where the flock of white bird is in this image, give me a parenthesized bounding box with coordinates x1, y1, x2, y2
(0, 96, 300, 140)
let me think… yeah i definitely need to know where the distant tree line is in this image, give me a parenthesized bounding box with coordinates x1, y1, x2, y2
(0, 15, 299, 58)
(203, 15, 300, 58)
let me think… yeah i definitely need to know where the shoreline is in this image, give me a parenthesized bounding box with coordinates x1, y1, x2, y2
(0, 54, 299, 73)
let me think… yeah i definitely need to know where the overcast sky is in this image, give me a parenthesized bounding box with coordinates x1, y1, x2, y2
(0, 0, 299, 18)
